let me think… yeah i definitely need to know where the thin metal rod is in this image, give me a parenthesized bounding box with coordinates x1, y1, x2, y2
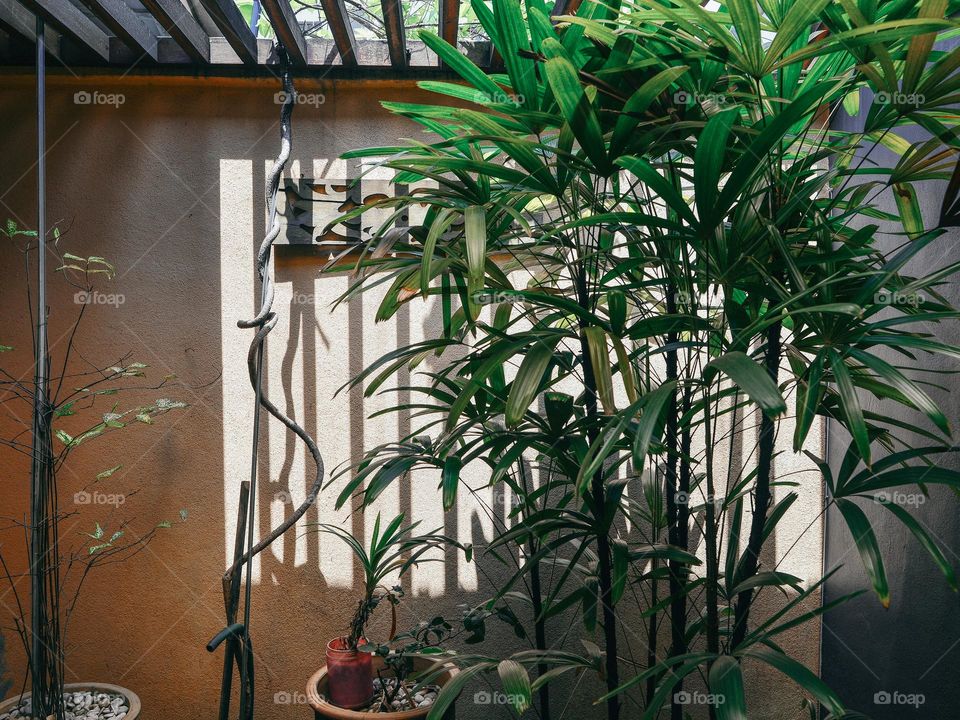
(29, 14, 49, 720)
(236, 290, 265, 720)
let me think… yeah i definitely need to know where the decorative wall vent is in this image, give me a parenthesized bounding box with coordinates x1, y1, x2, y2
(278, 177, 412, 250)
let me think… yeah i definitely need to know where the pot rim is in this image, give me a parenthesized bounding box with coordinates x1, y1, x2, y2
(326, 636, 371, 656)
(306, 659, 459, 720)
(0, 682, 141, 718)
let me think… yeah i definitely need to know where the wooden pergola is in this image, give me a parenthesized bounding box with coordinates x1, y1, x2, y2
(0, 0, 588, 75)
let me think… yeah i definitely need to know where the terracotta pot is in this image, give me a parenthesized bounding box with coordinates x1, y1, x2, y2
(325, 637, 374, 709)
(0, 682, 141, 719)
(307, 655, 459, 720)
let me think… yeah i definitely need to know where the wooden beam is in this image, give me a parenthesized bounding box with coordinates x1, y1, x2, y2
(439, 0, 458, 46)
(260, 0, 305, 66)
(139, 0, 209, 63)
(380, 0, 405, 67)
(317, 0, 355, 66)
(14, 0, 111, 59)
(197, 0, 257, 64)
(77, 0, 160, 60)
(0, 0, 61, 59)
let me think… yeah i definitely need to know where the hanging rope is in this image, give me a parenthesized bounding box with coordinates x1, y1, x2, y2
(208, 46, 325, 720)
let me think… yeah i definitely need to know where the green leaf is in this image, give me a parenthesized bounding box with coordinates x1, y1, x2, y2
(497, 659, 532, 715)
(577, 410, 632, 494)
(631, 380, 677, 472)
(612, 539, 629, 604)
(418, 30, 505, 102)
(727, 0, 763, 74)
(730, 571, 804, 597)
(848, 348, 949, 435)
(96, 465, 122, 480)
(541, 38, 610, 175)
(544, 391, 574, 433)
(612, 66, 689, 153)
(695, 109, 738, 222)
(743, 647, 845, 716)
(710, 656, 747, 720)
(763, 0, 831, 71)
(893, 183, 924, 239)
(607, 290, 627, 335)
(616, 156, 698, 226)
(442, 455, 462, 511)
(584, 327, 616, 414)
(464, 205, 487, 296)
(835, 498, 889, 608)
(842, 88, 861, 116)
(793, 356, 823, 451)
(428, 663, 494, 720)
(420, 207, 456, 298)
(877, 498, 957, 592)
(505, 340, 556, 427)
(828, 349, 871, 466)
(491, 0, 538, 112)
(705, 352, 786, 417)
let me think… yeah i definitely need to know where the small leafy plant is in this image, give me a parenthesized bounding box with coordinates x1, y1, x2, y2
(314, 513, 458, 651)
(0, 220, 187, 718)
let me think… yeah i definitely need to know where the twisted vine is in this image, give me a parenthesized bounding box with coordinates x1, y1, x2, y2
(228, 56, 324, 579)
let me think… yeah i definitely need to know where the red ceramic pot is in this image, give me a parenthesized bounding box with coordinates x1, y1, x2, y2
(325, 637, 373, 709)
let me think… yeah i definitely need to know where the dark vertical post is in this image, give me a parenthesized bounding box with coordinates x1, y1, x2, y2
(29, 13, 49, 720)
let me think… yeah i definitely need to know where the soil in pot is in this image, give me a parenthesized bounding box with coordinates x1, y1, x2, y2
(326, 637, 374, 709)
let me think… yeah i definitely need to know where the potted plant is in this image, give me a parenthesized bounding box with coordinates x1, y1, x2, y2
(328, 0, 960, 717)
(0, 222, 186, 720)
(305, 513, 465, 718)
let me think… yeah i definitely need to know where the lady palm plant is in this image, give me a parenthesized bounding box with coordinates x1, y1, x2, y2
(327, 0, 960, 717)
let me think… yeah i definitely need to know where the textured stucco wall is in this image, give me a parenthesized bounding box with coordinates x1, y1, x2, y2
(0, 74, 822, 719)
(822, 65, 960, 719)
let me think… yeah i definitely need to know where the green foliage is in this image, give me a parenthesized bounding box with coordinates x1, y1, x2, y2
(312, 513, 464, 649)
(0, 223, 188, 710)
(330, 0, 960, 717)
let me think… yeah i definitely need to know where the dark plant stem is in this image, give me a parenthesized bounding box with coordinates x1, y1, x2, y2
(731, 321, 783, 649)
(529, 548, 551, 720)
(518, 461, 551, 720)
(703, 385, 719, 720)
(663, 286, 687, 720)
(576, 268, 619, 720)
(645, 557, 658, 705)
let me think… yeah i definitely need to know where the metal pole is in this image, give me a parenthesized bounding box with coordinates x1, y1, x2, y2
(29, 13, 48, 719)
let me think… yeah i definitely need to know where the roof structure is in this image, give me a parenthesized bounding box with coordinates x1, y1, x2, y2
(0, 0, 588, 76)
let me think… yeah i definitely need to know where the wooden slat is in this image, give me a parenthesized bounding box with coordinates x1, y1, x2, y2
(317, 0, 355, 66)
(197, 0, 257, 64)
(139, 0, 209, 63)
(380, 0, 405, 67)
(15, 0, 110, 59)
(439, 0, 458, 46)
(260, 0, 305, 65)
(0, 0, 62, 59)
(78, 0, 160, 60)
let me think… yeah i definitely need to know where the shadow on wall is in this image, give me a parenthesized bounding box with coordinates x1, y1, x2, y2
(0, 76, 829, 720)
(822, 51, 960, 720)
